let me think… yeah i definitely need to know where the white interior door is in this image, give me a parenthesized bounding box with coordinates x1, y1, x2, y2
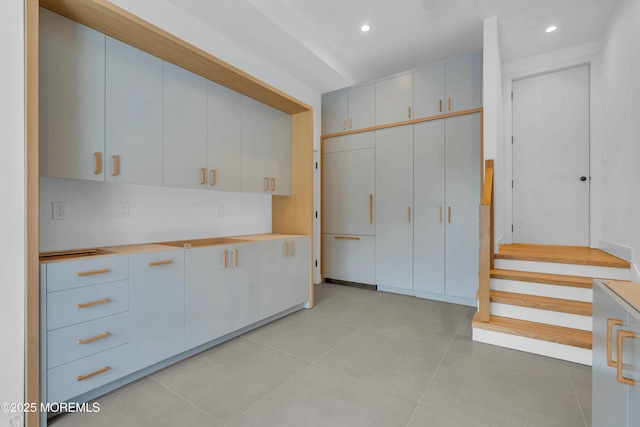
(512, 65, 590, 246)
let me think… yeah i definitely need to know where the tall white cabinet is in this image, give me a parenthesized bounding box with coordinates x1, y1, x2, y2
(321, 84, 376, 135)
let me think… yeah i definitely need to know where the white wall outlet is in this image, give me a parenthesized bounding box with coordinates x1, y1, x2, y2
(118, 202, 129, 218)
(52, 202, 67, 220)
(216, 205, 224, 218)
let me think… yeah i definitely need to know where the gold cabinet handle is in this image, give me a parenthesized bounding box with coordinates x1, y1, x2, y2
(232, 249, 237, 267)
(290, 241, 294, 256)
(78, 332, 110, 345)
(77, 366, 110, 381)
(264, 177, 269, 191)
(408, 206, 411, 223)
(335, 236, 360, 241)
(271, 177, 276, 192)
(200, 168, 206, 185)
(77, 268, 109, 277)
(112, 155, 120, 176)
(222, 250, 227, 269)
(608, 318, 624, 367)
(77, 298, 110, 309)
(448, 206, 451, 223)
(439, 207, 443, 223)
(283, 242, 288, 257)
(94, 152, 102, 175)
(211, 169, 217, 186)
(369, 194, 373, 224)
(349, 118, 352, 129)
(617, 329, 636, 386)
(448, 98, 451, 111)
(148, 260, 172, 267)
(439, 99, 442, 113)
(408, 106, 412, 118)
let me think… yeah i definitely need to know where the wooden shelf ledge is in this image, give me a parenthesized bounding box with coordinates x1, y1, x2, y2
(489, 290, 592, 316)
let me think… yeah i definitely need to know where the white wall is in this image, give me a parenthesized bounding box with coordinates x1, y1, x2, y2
(0, 1, 25, 426)
(598, 0, 640, 272)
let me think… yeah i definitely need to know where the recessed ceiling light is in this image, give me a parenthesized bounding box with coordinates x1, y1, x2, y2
(546, 26, 557, 33)
(361, 24, 370, 32)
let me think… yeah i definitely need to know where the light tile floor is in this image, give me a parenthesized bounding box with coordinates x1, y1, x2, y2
(50, 283, 592, 427)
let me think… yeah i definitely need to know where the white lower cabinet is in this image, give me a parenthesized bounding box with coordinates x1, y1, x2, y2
(129, 250, 185, 372)
(323, 234, 375, 285)
(228, 243, 262, 331)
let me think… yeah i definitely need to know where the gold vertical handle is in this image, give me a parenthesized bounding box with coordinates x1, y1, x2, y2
(78, 332, 110, 345)
(77, 366, 110, 381)
(200, 168, 206, 185)
(617, 329, 636, 386)
(232, 249, 237, 267)
(264, 177, 269, 191)
(290, 241, 295, 256)
(112, 155, 120, 176)
(408, 207, 411, 223)
(222, 250, 227, 269)
(271, 178, 276, 192)
(439, 100, 442, 113)
(448, 98, 451, 111)
(448, 206, 451, 223)
(369, 194, 373, 224)
(349, 118, 352, 129)
(608, 318, 624, 367)
(95, 152, 102, 175)
(211, 169, 216, 186)
(439, 207, 443, 223)
(408, 106, 411, 118)
(284, 242, 289, 257)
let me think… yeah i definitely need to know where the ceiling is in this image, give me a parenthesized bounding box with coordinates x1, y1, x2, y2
(163, 0, 616, 94)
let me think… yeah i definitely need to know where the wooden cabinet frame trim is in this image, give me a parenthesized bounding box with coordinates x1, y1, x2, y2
(27, 2, 314, 425)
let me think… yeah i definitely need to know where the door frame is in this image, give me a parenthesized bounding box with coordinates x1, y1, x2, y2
(502, 46, 600, 248)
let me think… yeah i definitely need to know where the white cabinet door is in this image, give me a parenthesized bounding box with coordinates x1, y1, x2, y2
(444, 113, 480, 298)
(323, 141, 375, 235)
(445, 53, 482, 113)
(348, 84, 376, 131)
(413, 64, 445, 119)
(228, 243, 261, 331)
(106, 37, 164, 186)
(242, 97, 273, 194)
(129, 250, 185, 372)
(322, 90, 348, 135)
(163, 62, 208, 189)
(185, 246, 229, 350)
(39, 9, 106, 181)
(376, 73, 414, 125)
(413, 120, 446, 294)
(207, 82, 242, 192)
(287, 236, 311, 308)
(323, 234, 375, 285)
(271, 108, 292, 196)
(627, 313, 640, 427)
(375, 125, 414, 290)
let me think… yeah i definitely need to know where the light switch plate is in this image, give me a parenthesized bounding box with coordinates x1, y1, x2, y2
(52, 202, 67, 220)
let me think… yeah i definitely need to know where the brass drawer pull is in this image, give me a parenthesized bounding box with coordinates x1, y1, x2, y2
(608, 318, 624, 367)
(148, 260, 173, 267)
(439, 207, 443, 223)
(408, 206, 411, 223)
(290, 241, 294, 256)
(113, 154, 120, 176)
(77, 298, 110, 309)
(222, 250, 227, 268)
(94, 152, 102, 175)
(264, 177, 269, 191)
(408, 106, 411, 118)
(77, 268, 109, 277)
(211, 169, 217, 186)
(369, 194, 373, 224)
(200, 168, 206, 185)
(78, 332, 111, 345)
(617, 329, 636, 386)
(335, 236, 360, 241)
(77, 366, 110, 381)
(232, 249, 238, 267)
(271, 178, 276, 192)
(448, 98, 451, 111)
(448, 206, 451, 223)
(439, 99, 442, 113)
(283, 242, 288, 257)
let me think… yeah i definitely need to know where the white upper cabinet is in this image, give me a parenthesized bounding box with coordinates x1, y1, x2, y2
(271, 107, 292, 196)
(444, 53, 482, 114)
(321, 84, 375, 135)
(376, 73, 414, 126)
(39, 8, 106, 181)
(106, 37, 164, 186)
(163, 62, 208, 189)
(413, 65, 446, 119)
(207, 82, 242, 192)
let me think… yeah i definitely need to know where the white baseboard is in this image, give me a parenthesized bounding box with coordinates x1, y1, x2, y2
(377, 286, 476, 307)
(598, 238, 633, 262)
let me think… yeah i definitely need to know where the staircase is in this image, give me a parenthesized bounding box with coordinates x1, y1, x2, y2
(472, 243, 631, 365)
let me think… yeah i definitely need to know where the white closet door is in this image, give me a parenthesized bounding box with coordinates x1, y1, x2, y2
(106, 37, 164, 185)
(348, 84, 376, 131)
(208, 82, 242, 192)
(445, 113, 481, 298)
(375, 125, 414, 290)
(241, 97, 273, 194)
(375, 73, 414, 125)
(163, 62, 208, 189)
(413, 120, 445, 294)
(445, 53, 482, 113)
(322, 90, 348, 135)
(413, 64, 445, 119)
(39, 9, 106, 181)
(271, 108, 292, 196)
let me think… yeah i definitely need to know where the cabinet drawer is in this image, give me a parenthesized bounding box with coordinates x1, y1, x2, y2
(323, 234, 375, 285)
(47, 344, 129, 404)
(47, 280, 128, 331)
(47, 312, 129, 369)
(46, 256, 128, 292)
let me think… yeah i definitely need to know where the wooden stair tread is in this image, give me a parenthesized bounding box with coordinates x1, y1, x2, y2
(495, 244, 630, 268)
(472, 312, 592, 349)
(490, 290, 592, 316)
(490, 269, 593, 288)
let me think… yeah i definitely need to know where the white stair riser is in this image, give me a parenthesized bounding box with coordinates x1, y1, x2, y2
(492, 279, 592, 302)
(495, 259, 630, 281)
(472, 328, 592, 365)
(490, 302, 592, 331)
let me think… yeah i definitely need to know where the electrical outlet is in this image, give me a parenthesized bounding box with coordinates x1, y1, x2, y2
(119, 202, 129, 218)
(216, 205, 224, 218)
(52, 202, 67, 220)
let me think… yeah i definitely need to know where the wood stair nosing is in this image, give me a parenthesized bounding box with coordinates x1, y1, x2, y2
(494, 244, 630, 269)
(490, 269, 593, 289)
(472, 312, 592, 349)
(489, 290, 592, 316)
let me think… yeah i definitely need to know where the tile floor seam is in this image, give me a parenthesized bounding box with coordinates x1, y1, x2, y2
(296, 309, 369, 330)
(360, 323, 460, 352)
(405, 350, 448, 427)
(147, 373, 224, 426)
(237, 334, 312, 365)
(566, 364, 589, 427)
